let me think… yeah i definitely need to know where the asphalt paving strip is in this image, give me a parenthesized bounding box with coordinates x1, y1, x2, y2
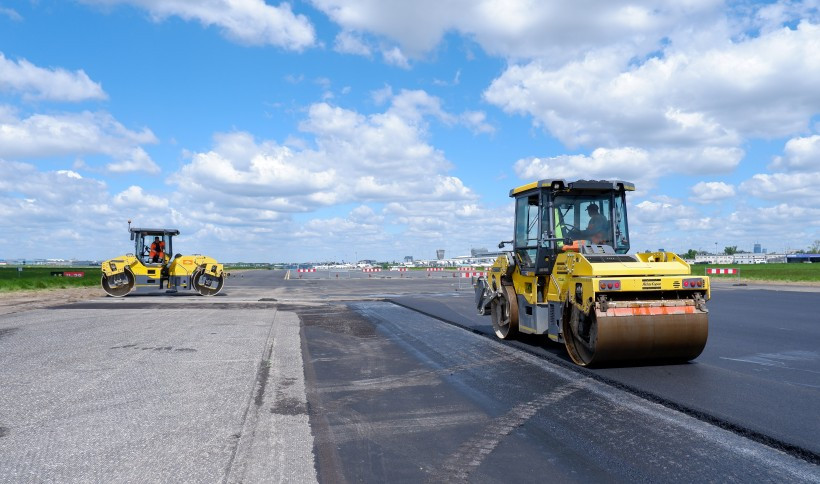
(387, 298, 820, 466)
(430, 379, 591, 483)
(299, 306, 350, 484)
(341, 301, 820, 482)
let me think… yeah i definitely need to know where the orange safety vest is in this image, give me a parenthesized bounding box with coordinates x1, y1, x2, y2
(150, 241, 165, 260)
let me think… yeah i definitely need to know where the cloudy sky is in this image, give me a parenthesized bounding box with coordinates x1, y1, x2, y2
(1, 0, 819, 262)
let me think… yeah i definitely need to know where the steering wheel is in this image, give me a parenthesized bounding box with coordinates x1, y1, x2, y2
(562, 223, 579, 236)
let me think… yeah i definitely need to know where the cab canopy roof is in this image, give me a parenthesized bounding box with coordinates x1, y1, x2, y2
(510, 179, 636, 197)
(129, 228, 180, 240)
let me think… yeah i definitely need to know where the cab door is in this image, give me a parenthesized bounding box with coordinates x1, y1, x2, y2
(514, 192, 540, 275)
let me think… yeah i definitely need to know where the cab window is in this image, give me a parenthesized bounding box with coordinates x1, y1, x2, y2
(553, 194, 613, 246)
(613, 193, 630, 254)
(514, 194, 539, 268)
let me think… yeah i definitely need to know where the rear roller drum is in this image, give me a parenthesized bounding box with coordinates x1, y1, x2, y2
(491, 285, 518, 339)
(193, 270, 225, 296)
(101, 269, 135, 298)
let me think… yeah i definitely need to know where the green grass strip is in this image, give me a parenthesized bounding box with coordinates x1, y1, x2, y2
(691, 263, 820, 282)
(0, 267, 101, 292)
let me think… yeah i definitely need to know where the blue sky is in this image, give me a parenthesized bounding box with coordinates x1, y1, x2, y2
(1, 0, 819, 262)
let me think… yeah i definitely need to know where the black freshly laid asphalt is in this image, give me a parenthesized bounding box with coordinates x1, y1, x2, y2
(390, 285, 820, 459)
(0, 269, 818, 483)
(298, 300, 818, 482)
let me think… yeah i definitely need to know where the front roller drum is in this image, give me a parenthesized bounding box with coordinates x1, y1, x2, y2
(491, 285, 519, 339)
(192, 270, 225, 296)
(101, 269, 135, 297)
(563, 305, 708, 367)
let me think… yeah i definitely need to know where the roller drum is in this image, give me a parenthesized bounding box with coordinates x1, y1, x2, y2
(563, 302, 708, 367)
(101, 269, 135, 298)
(193, 270, 225, 296)
(491, 285, 518, 339)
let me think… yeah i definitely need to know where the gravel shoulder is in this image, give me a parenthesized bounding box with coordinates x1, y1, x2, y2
(0, 287, 105, 315)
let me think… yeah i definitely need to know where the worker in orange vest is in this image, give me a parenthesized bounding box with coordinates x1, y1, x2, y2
(149, 236, 165, 263)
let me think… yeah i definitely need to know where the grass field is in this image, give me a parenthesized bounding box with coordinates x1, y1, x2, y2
(691, 263, 820, 282)
(0, 267, 101, 291)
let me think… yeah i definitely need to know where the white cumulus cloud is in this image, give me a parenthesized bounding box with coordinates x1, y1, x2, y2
(739, 172, 820, 202)
(310, 1, 719, 62)
(334, 30, 372, 56)
(113, 185, 168, 209)
(381, 46, 410, 69)
(164, 89, 496, 256)
(0, 52, 107, 102)
(690, 181, 736, 203)
(770, 134, 820, 172)
(514, 146, 741, 189)
(81, 0, 316, 50)
(485, 22, 820, 151)
(0, 108, 159, 173)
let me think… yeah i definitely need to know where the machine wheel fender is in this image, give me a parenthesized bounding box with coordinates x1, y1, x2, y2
(474, 276, 497, 315)
(503, 252, 516, 277)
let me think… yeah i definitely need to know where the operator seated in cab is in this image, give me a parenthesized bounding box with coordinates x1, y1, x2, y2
(584, 203, 609, 244)
(565, 202, 609, 245)
(149, 236, 165, 263)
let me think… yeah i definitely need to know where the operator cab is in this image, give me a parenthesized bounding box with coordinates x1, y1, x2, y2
(130, 228, 179, 266)
(510, 179, 633, 275)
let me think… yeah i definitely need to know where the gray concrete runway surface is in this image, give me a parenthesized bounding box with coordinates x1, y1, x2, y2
(0, 269, 818, 483)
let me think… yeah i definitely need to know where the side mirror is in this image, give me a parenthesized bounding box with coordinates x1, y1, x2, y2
(498, 240, 513, 249)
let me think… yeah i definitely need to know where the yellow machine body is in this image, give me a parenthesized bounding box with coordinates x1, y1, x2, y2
(101, 226, 226, 297)
(476, 179, 709, 366)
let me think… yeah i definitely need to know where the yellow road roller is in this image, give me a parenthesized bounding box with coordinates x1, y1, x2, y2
(101, 223, 226, 297)
(474, 179, 708, 366)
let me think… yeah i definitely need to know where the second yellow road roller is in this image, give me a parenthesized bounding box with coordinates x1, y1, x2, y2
(101, 222, 226, 297)
(474, 179, 709, 366)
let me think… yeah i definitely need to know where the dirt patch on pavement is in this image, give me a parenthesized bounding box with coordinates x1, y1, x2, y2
(0, 287, 106, 315)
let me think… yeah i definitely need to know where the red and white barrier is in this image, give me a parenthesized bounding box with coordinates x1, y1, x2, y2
(391, 267, 408, 272)
(707, 268, 738, 275)
(426, 268, 444, 272)
(297, 268, 316, 273)
(362, 268, 382, 272)
(455, 271, 486, 278)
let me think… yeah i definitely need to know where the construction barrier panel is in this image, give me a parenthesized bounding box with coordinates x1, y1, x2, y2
(297, 269, 316, 273)
(707, 268, 739, 275)
(362, 268, 382, 272)
(426, 268, 444, 272)
(51, 271, 86, 277)
(455, 271, 487, 278)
